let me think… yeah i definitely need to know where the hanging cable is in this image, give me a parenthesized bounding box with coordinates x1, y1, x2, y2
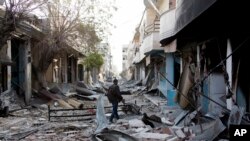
(191, 36, 250, 91)
(216, 39, 234, 99)
(158, 36, 249, 120)
(157, 71, 197, 110)
(189, 36, 250, 114)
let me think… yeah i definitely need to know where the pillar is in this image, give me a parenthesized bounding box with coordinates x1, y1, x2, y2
(226, 39, 233, 110)
(7, 40, 11, 90)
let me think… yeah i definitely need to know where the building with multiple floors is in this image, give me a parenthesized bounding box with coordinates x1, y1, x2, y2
(124, 0, 250, 113)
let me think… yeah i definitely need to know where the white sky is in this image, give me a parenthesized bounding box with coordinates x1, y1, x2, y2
(109, 0, 144, 75)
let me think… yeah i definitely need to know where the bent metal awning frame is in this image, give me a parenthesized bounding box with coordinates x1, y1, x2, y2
(160, 0, 217, 45)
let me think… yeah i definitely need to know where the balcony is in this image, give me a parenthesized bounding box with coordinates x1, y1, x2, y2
(139, 20, 162, 58)
(159, 8, 176, 42)
(132, 51, 141, 64)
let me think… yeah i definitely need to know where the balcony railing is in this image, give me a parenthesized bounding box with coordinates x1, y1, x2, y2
(144, 20, 160, 37)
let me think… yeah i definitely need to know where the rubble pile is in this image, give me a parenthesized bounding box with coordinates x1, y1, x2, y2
(0, 80, 249, 140)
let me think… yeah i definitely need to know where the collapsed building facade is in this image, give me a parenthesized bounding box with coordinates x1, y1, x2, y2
(0, 7, 44, 104)
(0, 8, 85, 106)
(125, 0, 250, 115)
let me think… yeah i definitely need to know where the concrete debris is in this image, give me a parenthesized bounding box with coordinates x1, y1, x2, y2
(129, 119, 146, 128)
(174, 110, 189, 126)
(74, 93, 98, 101)
(1, 81, 244, 141)
(77, 81, 89, 89)
(122, 102, 141, 114)
(133, 132, 171, 140)
(189, 118, 226, 141)
(92, 128, 137, 141)
(49, 85, 64, 95)
(132, 127, 150, 133)
(175, 129, 186, 139)
(228, 105, 245, 127)
(67, 99, 83, 109)
(75, 86, 97, 96)
(142, 113, 155, 128)
(161, 117, 175, 126)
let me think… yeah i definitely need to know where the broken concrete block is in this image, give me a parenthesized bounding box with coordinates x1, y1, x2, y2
(183, 127, 189, 133)
(49, 85, 64, 95)
(116, 119, 128, 124)
(122, 123, 129, 129)
(154, 127, 173, 135)
(117, 126, 127, 131)
(77, 81, 89, 89)
(145, 125, 153, 130)
(161, 117, 175, 126)
(10, 126, 20, 131)
(133, 132, 171, 140)
(38, 118, 46, 122)
(129, 119, 145, 128)
(175, 129, 186, 139)
(133, 127, 150, 133)
(168, 136, 180, 141)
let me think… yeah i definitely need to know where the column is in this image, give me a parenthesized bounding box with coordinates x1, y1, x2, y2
(7, 40, 11, 90)
(226, 39, 233, 110)
(25, 39, 32, 104)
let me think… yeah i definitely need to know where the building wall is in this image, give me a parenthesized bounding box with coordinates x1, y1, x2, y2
(145, 8, 157, 26)
(122, 44, 128, 71)
(46, 63, 53, 83)
(158, 0, 170, 14)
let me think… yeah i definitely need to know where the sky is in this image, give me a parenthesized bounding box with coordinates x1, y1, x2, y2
(109, 0, 145, 75)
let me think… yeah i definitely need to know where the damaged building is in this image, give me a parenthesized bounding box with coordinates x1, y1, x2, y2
(121, 0, 250, 140)
(1, 0, 250, 140)
(159, 0, 250, 114)
(124, 0, 250, 118)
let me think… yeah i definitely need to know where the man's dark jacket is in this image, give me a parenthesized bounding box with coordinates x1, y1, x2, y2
(107, 84, 123, 103)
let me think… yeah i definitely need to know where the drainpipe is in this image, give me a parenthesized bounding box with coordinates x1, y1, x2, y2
(146, 0, 160, 16)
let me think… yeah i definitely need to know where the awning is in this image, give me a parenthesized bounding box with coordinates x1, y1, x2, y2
(144, 49, 164, 56)
(175, 0, 217, 35)
(160, 0, 217, 45)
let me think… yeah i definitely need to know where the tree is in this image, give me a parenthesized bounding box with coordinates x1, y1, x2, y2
(83, 52, 104, 84)
(84, 52, 104, 70)
(31, 0, 116, 88)
(0, 0, 46, 49)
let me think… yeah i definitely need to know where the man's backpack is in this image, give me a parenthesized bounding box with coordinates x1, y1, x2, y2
(107, 85, 115, 102)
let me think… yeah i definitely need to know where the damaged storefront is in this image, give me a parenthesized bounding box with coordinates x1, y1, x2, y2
(158, 0, 250, 140)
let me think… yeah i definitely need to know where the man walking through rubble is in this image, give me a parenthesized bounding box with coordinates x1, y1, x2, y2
(107, 78, 124, 123)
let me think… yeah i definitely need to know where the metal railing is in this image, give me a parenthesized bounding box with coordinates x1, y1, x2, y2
(48, 105, 125, 122)
(144, 20, 160, 37)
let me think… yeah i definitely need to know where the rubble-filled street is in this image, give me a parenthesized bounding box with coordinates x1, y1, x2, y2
(1, 81, 175, 140)
(1, 0, 250, 140)
(1, 80, 247, 141)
